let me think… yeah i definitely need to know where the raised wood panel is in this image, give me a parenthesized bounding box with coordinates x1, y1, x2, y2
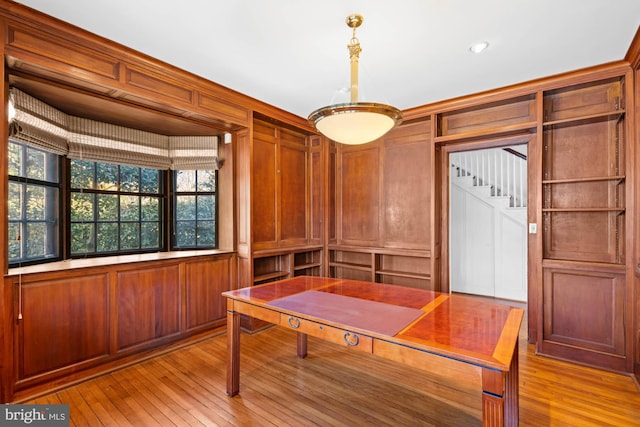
(438, 95, 536, 136)
(197, 91, 250, 126)
(280, 129, 307, 244)
(252, 122, 278, 248)
(339, 146, 381, 245)
(544, 78, 622, 122)
(310, 137, 323, 244)
(541, 267, 626, 369)
(383, 122, 431, 249)
(6, 25, 120, 82)
(123, 64, 194, 105)
(185, 258, 231, 331)
(329, 142, 337, 243)
(236, 129, 251, 248)
(116, 265, 180, 351)
(18, 274, 109, 380)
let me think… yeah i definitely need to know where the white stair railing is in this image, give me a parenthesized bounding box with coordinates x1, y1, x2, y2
(450, 147, 527, 208)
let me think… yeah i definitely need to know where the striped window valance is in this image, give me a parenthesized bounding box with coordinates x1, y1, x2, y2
(169, 136, 219, 170)
(9, 88, 69, 155)
(9, 88, 219, 170)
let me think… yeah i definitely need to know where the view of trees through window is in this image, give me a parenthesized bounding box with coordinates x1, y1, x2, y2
(70, 160, 163, 255)
(8, 140, 60, 265)
(174, 169, 217, 248)
(7, 139, 218, 266)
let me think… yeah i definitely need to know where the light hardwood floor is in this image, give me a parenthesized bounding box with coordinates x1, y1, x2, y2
(25, 315, 640, 426)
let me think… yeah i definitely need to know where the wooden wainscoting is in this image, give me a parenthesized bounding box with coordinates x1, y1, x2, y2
(21, 314, 640, 427)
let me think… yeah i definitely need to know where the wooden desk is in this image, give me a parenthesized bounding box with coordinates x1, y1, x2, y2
(223, 276, 523, 426)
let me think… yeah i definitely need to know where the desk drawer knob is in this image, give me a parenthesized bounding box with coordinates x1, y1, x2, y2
(287, 316, 301, 329)
(343, 332, 359, 346)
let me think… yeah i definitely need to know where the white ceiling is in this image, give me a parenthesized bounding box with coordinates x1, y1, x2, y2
(14, 0, 640, 120)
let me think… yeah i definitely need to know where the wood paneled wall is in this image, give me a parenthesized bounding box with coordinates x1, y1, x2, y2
(6, 253, 234, 400)
(333, 121, 432, 249)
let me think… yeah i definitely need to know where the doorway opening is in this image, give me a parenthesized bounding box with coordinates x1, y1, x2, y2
(449, 144, 528, 302)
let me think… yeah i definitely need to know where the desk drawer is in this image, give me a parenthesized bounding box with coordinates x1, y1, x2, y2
(232, 300, 280, 324)
(279, 314, 373, 353)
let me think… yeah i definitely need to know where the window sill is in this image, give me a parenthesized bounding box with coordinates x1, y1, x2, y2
(7, 249, 234, 277)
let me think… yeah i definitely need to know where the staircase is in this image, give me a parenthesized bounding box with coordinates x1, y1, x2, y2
(449, 147, 528, 302)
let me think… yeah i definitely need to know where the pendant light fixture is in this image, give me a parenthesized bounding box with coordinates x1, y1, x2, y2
(308, 14, 402, 145)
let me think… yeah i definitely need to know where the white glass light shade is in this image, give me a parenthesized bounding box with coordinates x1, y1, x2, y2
(308, 102, 402, 145)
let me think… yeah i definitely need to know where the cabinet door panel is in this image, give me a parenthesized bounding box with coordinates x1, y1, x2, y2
(541, 267, 626, 370)
(185, 257, 231, 330)
(339, 146, 381, 244)
(310, 137, 323, 243)
(252, 124, 278, 248)
(19, 274, 109, 379)
(383, 122, 431, 249)
(116, 265, 180, 350)
(280, 139, 308, 244)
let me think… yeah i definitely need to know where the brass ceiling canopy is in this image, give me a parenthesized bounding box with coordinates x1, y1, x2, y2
(308, 14, 402, 145)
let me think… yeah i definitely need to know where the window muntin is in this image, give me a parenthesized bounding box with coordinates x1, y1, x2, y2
(70, 160, 163, 256)
(8, 140, 60, 266)
(173, 170, 217, 249)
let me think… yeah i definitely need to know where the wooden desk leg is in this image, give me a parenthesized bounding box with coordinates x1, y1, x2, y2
(481, 338, 519, 427)
(297, 332, 308, 358)
(226, 302, 240, 397)
(504, 338, 519, 426)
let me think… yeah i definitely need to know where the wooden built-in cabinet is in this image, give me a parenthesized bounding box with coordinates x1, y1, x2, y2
(236, 117, 322, 331)
(252, 119, 309, 250)
(7, 252, 234, 397)
(329, 121, 434, 290)
(631, 32, 640, 384)
(538, 77, 631, 371)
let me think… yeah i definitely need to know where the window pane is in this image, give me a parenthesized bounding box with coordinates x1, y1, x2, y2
(69, 161, 163, 257)
(71, 160, 95, 189)
(71, 193, 95, 221)
(141, 168, 159, 193)
(141, 197, 159, 221)
(8, 182, 23, 220)
(197, 221, 215, 246)
(176, 170, 196, 192)
(26, 147, 45, 180)
(120, 166, 139, 192)
(97, 194, 118, 221)
(197, 170, 216, 192)
(25, 146, 59, 182)
(25, 185, 45, 220)
(96, 163, 119, 191)
(197, 195, 215, 220)
(120, 195, 140, 221)
(9, 142, 21, 176)
(121, 223, 140, 249)
(8, 223, 21, 260)
(141, 222, 159, 248)
(176, 220, 196, 247)
(97, 223, 118, 252)
(71, 223, 95, 254)
(176, 195, 196, 220)
(26, 222, 46, 258)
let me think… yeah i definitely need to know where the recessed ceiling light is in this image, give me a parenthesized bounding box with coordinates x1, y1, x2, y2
(469, 41, 489, 54)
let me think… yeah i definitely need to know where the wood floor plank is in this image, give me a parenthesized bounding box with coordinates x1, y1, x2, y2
(22, 319, 640, 427)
